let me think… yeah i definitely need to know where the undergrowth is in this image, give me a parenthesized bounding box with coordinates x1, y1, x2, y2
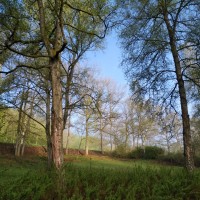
(0, 156, 200, 200)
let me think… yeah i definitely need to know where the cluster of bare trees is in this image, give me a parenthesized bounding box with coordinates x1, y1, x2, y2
(66, 71, 184, 157)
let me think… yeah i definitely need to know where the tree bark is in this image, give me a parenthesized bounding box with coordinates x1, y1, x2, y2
(37, 0, 64, 170)
(50, 57, 64, 169)
(163, 8, 195, 171)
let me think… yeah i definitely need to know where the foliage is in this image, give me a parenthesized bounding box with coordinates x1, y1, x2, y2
(0, 108, 46, 146)
(158, 153, 185, 166)
(64, 133, 103, 151)
(129, 146, 164, 160)
(1, 155, 200, 199)
(111, 144, 129, 158)
(158, 153, 200, 168)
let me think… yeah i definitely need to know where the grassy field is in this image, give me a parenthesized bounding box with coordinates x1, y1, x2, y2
(1, 155, 200, 200)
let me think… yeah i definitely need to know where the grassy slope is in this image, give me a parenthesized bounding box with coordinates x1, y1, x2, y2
(1, 155, 200, 200)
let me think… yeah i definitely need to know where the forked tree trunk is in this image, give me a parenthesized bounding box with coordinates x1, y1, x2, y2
(15, 91, 28, 157)
(163, 8, 195, 172)
(50, 57, 64, 169)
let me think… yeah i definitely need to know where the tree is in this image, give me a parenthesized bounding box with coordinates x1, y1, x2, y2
(156, 108, 182, 153)
(0, 0, 115, 169)
(74, 66, 100, 155)
(119, 0, 200, 172)
(103, 80, 122, 151)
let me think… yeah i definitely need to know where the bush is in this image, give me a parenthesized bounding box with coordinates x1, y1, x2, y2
(128, 147, 144, 159)
(158, 153, 185, 166)
(111, 144, 129, 158)
(158, 153, 200, 167)
(194, 156, 200, 167)
(129, 146, 164, 159)
(144, 146, 164, 159)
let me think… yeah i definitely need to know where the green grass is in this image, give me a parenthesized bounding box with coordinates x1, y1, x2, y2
(0, 155, 200, 200)
(66, 155, 166, 169)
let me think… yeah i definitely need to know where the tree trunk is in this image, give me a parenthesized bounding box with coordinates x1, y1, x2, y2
(173, 55, 194, 171)
(65, 114, 71, 155)
(125, 124, 129, 152)
(15, 96, 23, 156)
(110, 134, 113, 151)
(46, 87, 53, 168)
(100, 117, 104, 154)
(166, 137, 171, 154)
(21, 94, 34, 156)
(50, 57, 64, 169)
(15, 91, 28, 157)
(85, 117, 89, 156)
(163, 9, 194, 171)
(132, 134, 136, 149)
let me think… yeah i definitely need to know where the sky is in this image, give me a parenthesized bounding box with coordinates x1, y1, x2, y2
(85, 32, 128, 89)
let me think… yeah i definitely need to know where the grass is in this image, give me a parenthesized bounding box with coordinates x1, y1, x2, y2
(0, 155, 200, 199)
(66, 155, 167, 170)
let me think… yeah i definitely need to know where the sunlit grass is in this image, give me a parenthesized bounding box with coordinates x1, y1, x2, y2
(65, 154, 179, 170)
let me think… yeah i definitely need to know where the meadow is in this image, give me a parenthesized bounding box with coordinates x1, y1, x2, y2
(1, 155, 200, 200)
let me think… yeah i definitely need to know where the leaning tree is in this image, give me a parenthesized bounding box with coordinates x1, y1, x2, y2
(119, 0, 200, 171)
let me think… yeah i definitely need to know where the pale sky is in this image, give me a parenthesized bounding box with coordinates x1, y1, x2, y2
(85, 32, 128, 88)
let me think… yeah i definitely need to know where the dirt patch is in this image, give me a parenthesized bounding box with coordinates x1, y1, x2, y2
(0, 143, 103, 157)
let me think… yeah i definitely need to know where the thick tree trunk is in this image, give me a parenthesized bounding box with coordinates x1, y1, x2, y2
(50, 57, 64, 169)
(163, 10, 195, 171)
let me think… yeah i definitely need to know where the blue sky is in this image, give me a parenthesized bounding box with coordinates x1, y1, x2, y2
(85, 32, 128, 88)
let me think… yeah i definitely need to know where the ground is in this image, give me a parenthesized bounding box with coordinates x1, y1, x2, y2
(1, 154, 200, 199)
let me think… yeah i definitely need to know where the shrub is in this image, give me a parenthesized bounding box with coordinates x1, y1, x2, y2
(144, 146, 164, 159)
(128, 147, 144, 159)
(129, 146, 164, 159)
(158, 153, 185, 166)
(111, 144, 129, 158)
(158, 153, 200, 167)
(194, 156, 200, 167)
